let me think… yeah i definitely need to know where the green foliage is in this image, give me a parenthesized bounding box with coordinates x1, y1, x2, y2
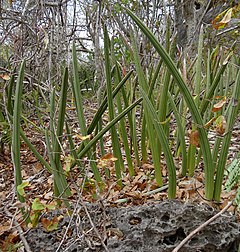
(0, 45, 10, 68)
(0, 75, 13, 152)
(225, 153, 240, 207)
(8, 5, 240, 208)
(225, 154, 240, 192)
(126, 7, 215, 199)
(46, 68, 71, 200)
(0, 113, 12, 152)
(213, 69, 240, 201)
(113, 37, 131, 63)
(12, 61, 25, 203)
(104, 26, 125, 186)
(72, 43, 102, 183)
(125, 7, 240, 201)
(17, 181, 29, 196)
(29, 198, 57, 229)
(77, 62, 95, 91)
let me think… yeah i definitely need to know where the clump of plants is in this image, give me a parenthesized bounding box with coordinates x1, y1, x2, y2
(5, 7, 239, 211)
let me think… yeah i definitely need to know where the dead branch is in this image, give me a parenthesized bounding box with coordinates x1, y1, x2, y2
(172, 201, 233, 252)
(4, 208, 32, 252)
(80, 198, 110, 252)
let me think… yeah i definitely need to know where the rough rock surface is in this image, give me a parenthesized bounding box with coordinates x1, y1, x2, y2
(26, 200, 240, 251)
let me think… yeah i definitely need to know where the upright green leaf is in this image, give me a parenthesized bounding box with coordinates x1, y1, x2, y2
(125, 7, 214, 200)
(52, 68, 71, 198)
(12, 61, 25, 202)
(214, 70, 240, 201)
(72, 42, 102, 183)
(104, 26, 124, 185)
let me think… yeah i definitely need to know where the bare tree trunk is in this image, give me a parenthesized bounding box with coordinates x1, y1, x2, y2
(86, 1, 104, 94)
(174, 0, 236, 55)
(174, 0, 197, 51)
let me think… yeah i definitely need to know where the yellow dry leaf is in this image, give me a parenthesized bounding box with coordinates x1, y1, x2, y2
(204, 117, 217, 128)
(212, 8, 232, 30)
(219, 8, 232, 24)
(0, 73, 10, 80)
(76, 134, 91, 141)
(215, 115, 226, 135)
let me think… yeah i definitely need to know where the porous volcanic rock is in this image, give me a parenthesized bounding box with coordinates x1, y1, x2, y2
(26, 200, 240, 251)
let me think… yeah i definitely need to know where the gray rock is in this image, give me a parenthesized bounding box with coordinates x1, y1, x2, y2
(107, 200, 240, 252)
(26, 200, 240, 252)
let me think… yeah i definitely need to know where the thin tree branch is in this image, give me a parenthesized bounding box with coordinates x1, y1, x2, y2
(172, 201, 233, 252)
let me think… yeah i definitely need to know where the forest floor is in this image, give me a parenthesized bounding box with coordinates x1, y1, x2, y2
(0, 96, 240, 251)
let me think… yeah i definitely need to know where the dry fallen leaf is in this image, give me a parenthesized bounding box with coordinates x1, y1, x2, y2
(43, 191, 53, 200)
(212, 8, 233, 30)
(212, 97, 226, 112)
(76, 134, 92, 141)
(0, 73, 10, 80)
(41, 215, 63, 232)
(189, 130, 200, 147)
(2, 231, 20, 251)
(98, 153, 117, 168)
(204, 117, 217, 129)
(0, 225, 10, 236)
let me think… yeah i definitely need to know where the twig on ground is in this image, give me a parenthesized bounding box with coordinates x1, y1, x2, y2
(172, 201, 233, 252)
(55, 197, 81, 252)
(216, 25, 239, 37)
(4, 208, 32, 252)
(80, 198, 110, 252)
(55, 173, 89, 252)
